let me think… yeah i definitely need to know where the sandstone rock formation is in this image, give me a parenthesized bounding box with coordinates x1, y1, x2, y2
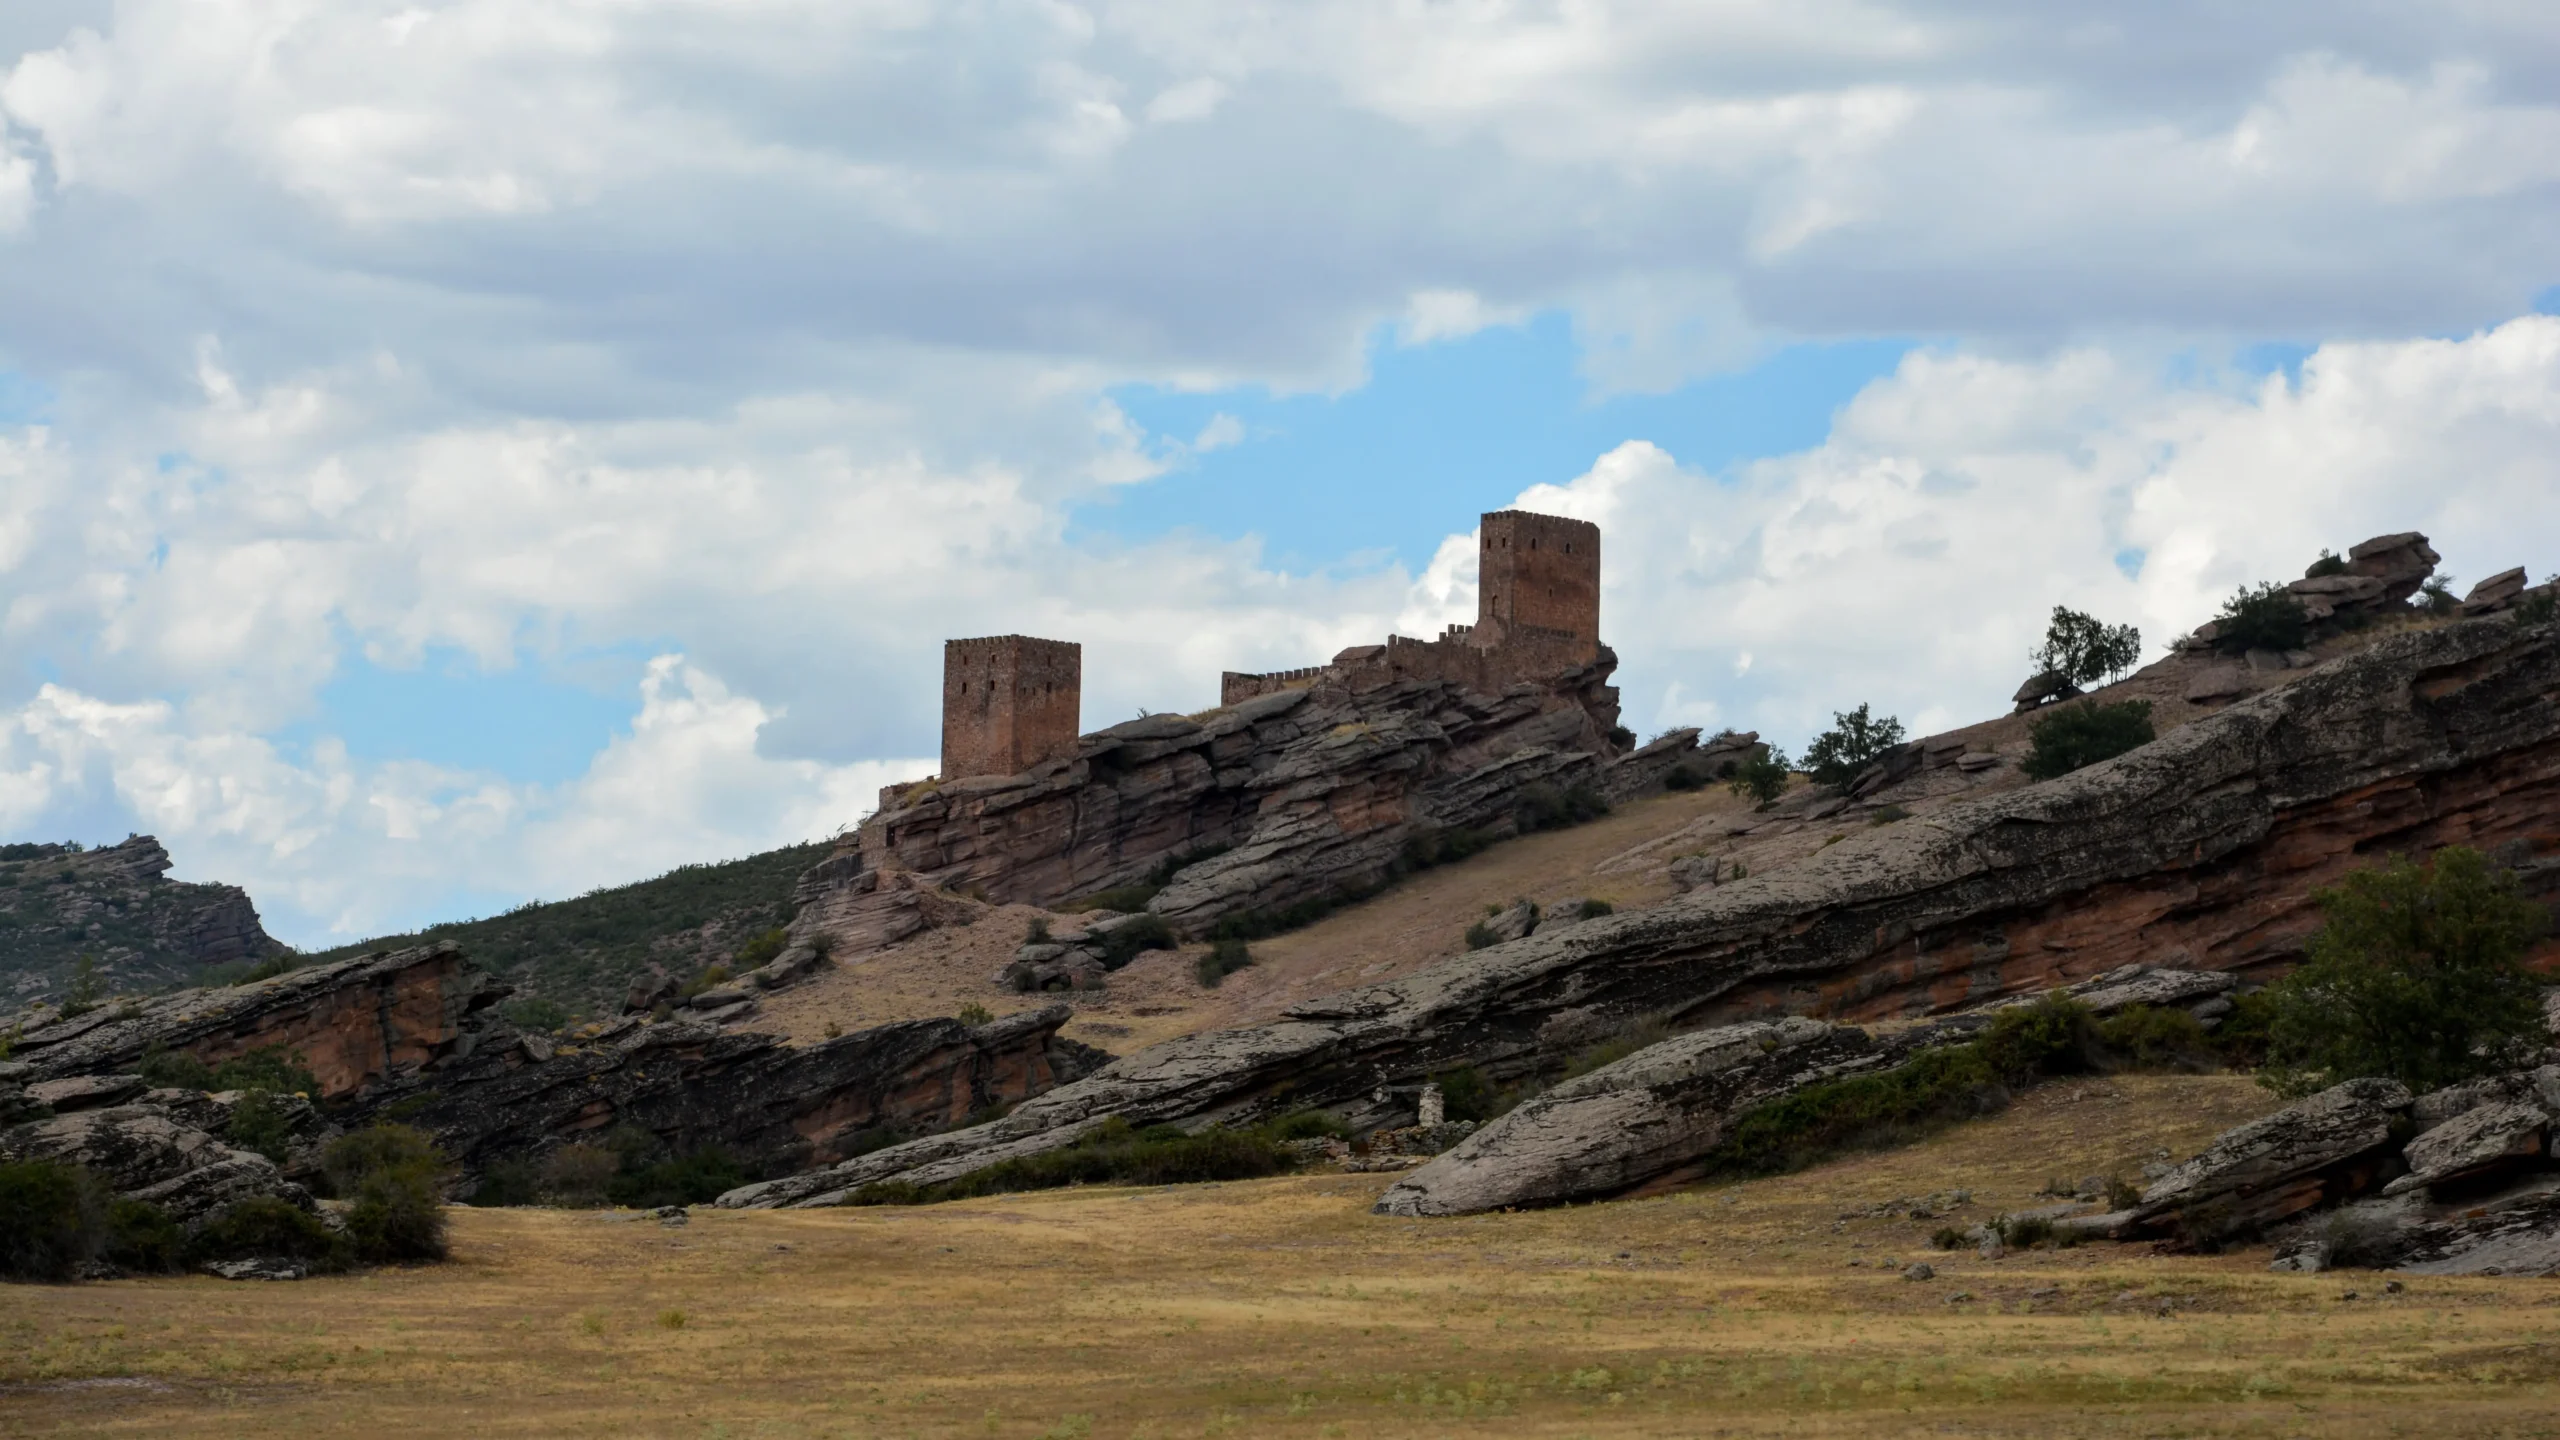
(7, 943, 507, 1100)
(340, 1004, 1110, 1187)
(796, 654, 1648, 955)
(0, 835, 286, 1003)
(1372, 1018, 1874, 1216)
(726, 610, 2560, 1208)
(2126, 1077, 2413, 1242)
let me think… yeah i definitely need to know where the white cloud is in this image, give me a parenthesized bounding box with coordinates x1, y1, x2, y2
(1501, 316, 2560, 750)
(1396, 289, 1528, 347)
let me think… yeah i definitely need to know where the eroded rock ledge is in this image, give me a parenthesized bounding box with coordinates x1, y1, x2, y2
(726, 612, 2560, 1208)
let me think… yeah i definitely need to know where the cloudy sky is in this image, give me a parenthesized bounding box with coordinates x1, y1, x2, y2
(3, 2, 2557, 946)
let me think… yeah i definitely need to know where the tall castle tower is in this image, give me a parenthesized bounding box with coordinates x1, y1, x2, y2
(1477, 510, 1601, 660)
(941, 635, 1082, 780)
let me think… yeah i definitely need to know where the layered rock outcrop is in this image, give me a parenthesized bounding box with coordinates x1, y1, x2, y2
(7, 943, 507, 1101)
(0, 835, 286, 1002)
(727, 611, 2560, 1207)
(342, 1003, 1109, 1186)
(796, 653, 1656, 953)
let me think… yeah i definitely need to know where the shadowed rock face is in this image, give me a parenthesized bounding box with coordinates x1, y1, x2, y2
(796, 655, 1641, 952)
(727, 613, 2560, 1208)
(339, 1005, 1110, 1186)
(7, 943, 508, 1101)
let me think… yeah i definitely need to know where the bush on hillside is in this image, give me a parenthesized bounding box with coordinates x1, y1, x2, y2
(2029, 606, 2143, 688)
(1802, 705, 1905, 790)
(324, 1123, 450, 1263)
(733, 926, 789, 970)
(1514, 783, 1609, 834)
(2213, 582, 2310, 654)
(2305, 549, 2348, 578)
(2020, 700, 2156, 781)
(1097, 914, 1179, 970)
(1196, 938, 1254, 988)
(1727, 746, 1792, 807)
(2257, 846, 2550, 1097)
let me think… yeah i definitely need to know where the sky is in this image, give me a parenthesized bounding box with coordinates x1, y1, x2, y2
(2, 2, 2558, 947)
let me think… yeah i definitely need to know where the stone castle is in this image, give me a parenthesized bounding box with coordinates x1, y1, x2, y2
(934, 509, 1602, 784)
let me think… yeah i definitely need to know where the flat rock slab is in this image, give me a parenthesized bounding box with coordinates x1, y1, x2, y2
(2134, 1077, 2411, 1240)
(1371, 1018, 1872, 1217)
(2387, 1100, 2551, 1195)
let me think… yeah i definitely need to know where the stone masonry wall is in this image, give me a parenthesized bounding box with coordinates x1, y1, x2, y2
(1479, 509, 1600, 659)
(942, 635, 1082, 781)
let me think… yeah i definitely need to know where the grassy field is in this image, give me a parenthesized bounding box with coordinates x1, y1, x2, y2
(6, 1074, 2557, 1438)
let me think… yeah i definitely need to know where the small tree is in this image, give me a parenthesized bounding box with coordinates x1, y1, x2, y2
(2304, 549, 2349, 578)
(2020, 700, 2156, 781)
(2030, 606, 2143, 688)
(2214, 583, 2309, 654)
(2259, 846, 2550, 1096)
(1727, 746, 1791, 807)
(1802, 705, 1905, 790)
(60, 954, 102, 1019)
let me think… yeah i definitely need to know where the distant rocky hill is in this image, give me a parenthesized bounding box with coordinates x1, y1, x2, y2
(305, 842, 829, 1018)
(0, 836, 284, 1004)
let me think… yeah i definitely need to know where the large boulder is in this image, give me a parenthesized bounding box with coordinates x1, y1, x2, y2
(0, 1104, 307, 1225)
(1371, 1019, 1873, 1216)
(2384, 1100, 2551, 1196)
(2131, 1077, 2412, 1243)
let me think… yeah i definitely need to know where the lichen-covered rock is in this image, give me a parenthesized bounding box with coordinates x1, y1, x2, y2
(0, 835, 287, 1005)
(0, 1104, 307, 1224)
(1371, 1018, 1874, 1216)
(2385, 1101, 2551, 1196)
(2132, 1078, 2412, 1242)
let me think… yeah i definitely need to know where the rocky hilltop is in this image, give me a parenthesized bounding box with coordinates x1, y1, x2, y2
(725, 604, 2560, 1207)
(0, 835, 284, 1003)
(792, 650, 1734, 958)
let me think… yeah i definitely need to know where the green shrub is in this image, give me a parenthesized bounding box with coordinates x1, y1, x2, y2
(2257, 845, 2550, 1096)
(1195, 939, 1254, 988)
(1727, 748, 1791, 807)
(607, 1147, 750, 1209)
(2518, 583, 2557, 625)
(1575, 898, 1614, 920)
(1097, 914, 1178, 970)
(1400, 827, 1491, 869)
(225, 1090, 300, 1164)
(103, 1198, 182, 1274)
(1929, 1226, 1969, 1251)
(2419, 576, 2459, 616)
(136, 1043, 320, 1098)
(1431, 1066, 1515, 1124)
(186, 1196, 348, 1271)
(136, 1048, 216, 1090)
(1867, 805, 1909, 825)
(60, 953, 102, 1019)
(501, 997, 572, 1033)
(1608, 724, 1637, 749)
(0, 1159, 105, 1281)
(1069, 885, 1161, 914)
(2214, 582, 2309, 654)
(1708, 996, 2096, 1177)
(324, 1123, 450, 1263)
(2094, 1005, 2217, 1071)
(1803, 705, 1905, 790)
(1663, 761, 1710, 792)
(1514, 783, 1609, 834)
(2020, 700, 2156, 781)
(2029, 606, 2143, 688)
(733, 926, 789, 970)
(1463, 921, 1499, 951)
(1024, 918, 1052, 945)
(467, 1158, 542, 1207)
(847, 1118, 1298, 1205)
(1262, 1110, 1350, 1142)
(2305, 549, 2348, 579)
(955, 1001, 994, 1026)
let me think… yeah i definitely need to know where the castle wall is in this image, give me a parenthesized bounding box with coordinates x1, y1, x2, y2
(942, 636, 1082, 781)
(1479, 510, 1599, 661)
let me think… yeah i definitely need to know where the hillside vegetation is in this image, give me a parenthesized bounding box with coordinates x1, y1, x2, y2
(306, 842, 827, 1016)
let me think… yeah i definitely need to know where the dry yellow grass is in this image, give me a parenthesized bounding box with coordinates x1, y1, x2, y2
(9, 1074, 2559, 1438)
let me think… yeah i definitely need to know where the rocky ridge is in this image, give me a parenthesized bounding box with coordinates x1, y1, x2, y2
(724, 609, 2560, 1208)
(0, 835, 284, 1004)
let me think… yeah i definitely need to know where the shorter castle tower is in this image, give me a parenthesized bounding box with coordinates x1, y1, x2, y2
(941, 635, 1082, 780)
